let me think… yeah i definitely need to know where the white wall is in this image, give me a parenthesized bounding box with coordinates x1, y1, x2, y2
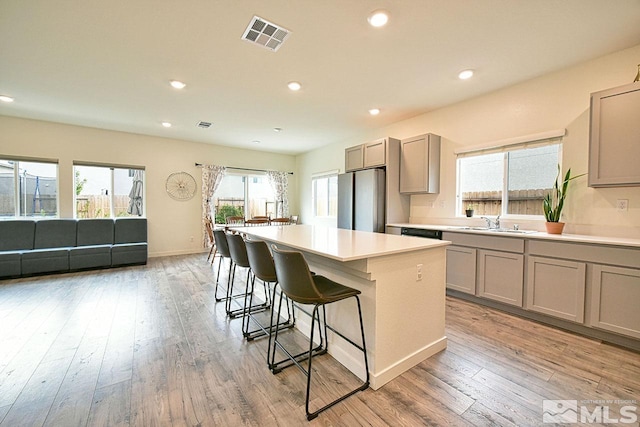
(297, 44, 640, 239)
(0, 116, 297, 256)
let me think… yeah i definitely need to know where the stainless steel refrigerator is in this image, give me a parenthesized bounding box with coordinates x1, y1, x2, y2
(337, 169, 386, 233)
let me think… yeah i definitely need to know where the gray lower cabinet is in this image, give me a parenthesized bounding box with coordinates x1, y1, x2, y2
(526, 256, 586, 322)
(445, 245, 476, 295)
(478, 249, 524, 307)
(590, 264, 640, 339)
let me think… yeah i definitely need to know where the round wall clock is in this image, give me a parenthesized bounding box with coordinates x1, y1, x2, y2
(165, 171, 197, 201)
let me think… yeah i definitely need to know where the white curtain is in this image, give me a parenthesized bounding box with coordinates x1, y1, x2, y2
(201, 165, 226, 247)
(267, 171, 289, 218)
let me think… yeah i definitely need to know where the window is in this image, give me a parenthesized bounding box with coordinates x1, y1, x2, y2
(457, 143, 561, 217)
(74, 164, 145, 218)
(312, 173, 338, 217)
(0, 158, 58, 218)
(212, 173, 276, 224)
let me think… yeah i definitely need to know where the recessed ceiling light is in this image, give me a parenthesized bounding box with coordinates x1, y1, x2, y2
(287, 81, 301, 91)
(369, 108, 381, 115)
(273, 127, 282, 132)
(170, 80, 186, 89)
(368, 10, 389, 27)
(458, 69, 474, 80)
(161, 122, 172, 128)
(253, 140, 261, 144)
(0, 95, 14, 103)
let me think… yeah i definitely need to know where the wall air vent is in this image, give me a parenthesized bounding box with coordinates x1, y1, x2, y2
(241, 16, 290, 52)
(197, 121, 212, 129)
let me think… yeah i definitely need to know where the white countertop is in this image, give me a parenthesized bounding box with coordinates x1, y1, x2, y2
(388, 223, 640, 249)
(235, 224, 449, 262)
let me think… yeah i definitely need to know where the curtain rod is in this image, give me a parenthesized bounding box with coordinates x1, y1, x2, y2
(195, 163, 293, 175)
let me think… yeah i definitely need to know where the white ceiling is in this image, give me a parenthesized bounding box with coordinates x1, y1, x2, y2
(2, 1, 640, 155)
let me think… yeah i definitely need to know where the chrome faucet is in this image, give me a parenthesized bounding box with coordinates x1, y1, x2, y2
(481, 215, 501, 229)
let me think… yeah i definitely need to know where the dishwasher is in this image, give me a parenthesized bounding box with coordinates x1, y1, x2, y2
(400, 227, 443, 240)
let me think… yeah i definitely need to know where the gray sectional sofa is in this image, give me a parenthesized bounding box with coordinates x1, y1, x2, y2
(0, 218, 147, 279)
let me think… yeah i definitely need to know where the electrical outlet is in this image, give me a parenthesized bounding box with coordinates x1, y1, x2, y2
(616, 199, 629, 211)
(416, 264, 423, 281)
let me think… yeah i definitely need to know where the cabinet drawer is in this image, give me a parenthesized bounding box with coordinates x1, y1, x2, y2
(526, 256, 586, 323)
(590, 265, 640, 339)
(528, 240, 639, 268)
(442, 232, 524, 253)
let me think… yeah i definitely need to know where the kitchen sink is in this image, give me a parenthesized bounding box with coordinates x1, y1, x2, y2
(451, 226, 489, 230)
(489, 228, 537, 234)
(449, 226, 537, 234)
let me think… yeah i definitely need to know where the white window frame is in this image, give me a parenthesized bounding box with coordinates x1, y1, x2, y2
(73, 162, 145, 219)
(0, 156, 59, 218)
(455, 130, 564, 219)
(311, 170, 339, 219)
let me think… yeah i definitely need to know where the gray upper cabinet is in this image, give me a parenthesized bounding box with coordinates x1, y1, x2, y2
(589, 82, 640, 187)
(345, 138, 387, 171)
(363, 138, 386, 168)
(345, 144, 364, 171)
(400, 133, 441, 194)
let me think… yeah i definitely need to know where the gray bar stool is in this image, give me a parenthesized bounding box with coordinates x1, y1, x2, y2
(270, 245, 370, 421)
(226, 233, 269, 318)
(212, 229, 232, 302)
(243, 239, 295, 359)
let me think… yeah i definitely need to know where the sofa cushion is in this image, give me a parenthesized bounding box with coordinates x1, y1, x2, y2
(34, 219, 77, 249)
(114, 218, 147, 244)
(0, 252, 22, 278)
(21, 248, 70, 275)
(0, 220, 35, 251)
(112, 243, 147, 266)
(69, 245, 112, 270)
(77, 219, 114, 246)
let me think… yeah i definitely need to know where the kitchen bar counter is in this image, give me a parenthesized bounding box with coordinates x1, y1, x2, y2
(236, 224, 450, 390)
(388, 223, 640, 249)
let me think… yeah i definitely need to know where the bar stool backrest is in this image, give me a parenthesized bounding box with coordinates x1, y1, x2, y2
(245, 239, 276, 282)
(271, 246, 321, 304)
(226, 232, 250, 268)
(213, 229, 231, 258)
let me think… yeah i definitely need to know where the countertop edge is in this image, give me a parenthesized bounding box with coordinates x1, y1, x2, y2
(387, 223, 640, 249)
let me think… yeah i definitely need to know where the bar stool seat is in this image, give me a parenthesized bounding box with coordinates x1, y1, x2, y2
(271, 245, 370, 421)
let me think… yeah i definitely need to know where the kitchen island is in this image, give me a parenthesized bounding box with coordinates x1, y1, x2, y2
(236, 224, 450, 390)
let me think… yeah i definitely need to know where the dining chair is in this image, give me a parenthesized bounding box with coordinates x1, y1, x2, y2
(225, 216, 245, 226)
(245, 218, 270, 226)
(270, 217, 291, 225)
(204, 216, 218, 264)
(252, 216, 271, 223)
(270, 245, 370, 421)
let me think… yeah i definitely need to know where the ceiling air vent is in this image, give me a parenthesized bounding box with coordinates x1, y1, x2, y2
(241, 16, 290, 52)
(196, 121, 212, 129)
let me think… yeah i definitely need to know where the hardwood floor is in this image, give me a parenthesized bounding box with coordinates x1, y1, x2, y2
(0, 254, 638, 426)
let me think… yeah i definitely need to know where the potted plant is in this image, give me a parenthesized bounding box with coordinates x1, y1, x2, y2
(465, 204, 475, 217)
(542, 165, 585, 234)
